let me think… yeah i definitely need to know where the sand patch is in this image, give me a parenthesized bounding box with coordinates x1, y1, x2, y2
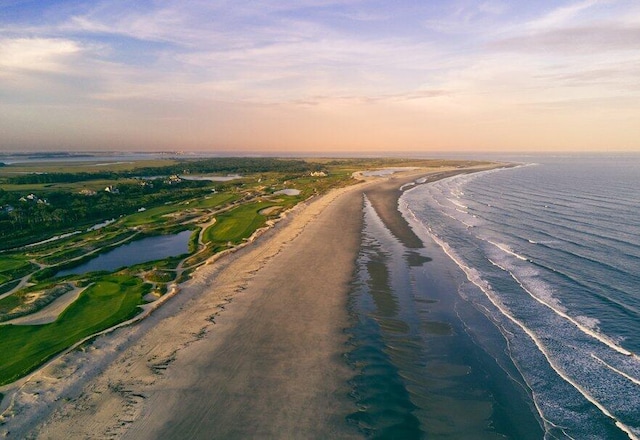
(6, 286, 87, 326)
(259, 206, 282, 216)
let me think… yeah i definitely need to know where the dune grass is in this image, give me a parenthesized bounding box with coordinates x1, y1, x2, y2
(0, 275, 147, 386)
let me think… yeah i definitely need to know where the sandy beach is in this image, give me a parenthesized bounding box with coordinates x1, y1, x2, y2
(0, 166, 490, 439)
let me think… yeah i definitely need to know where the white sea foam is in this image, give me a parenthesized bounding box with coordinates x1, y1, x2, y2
(506, 269, 632, 356)
(575, 315, 601, 331)
(486, 240, 634, 357)
(488, 241, 528, 261)
(402, 162, 640, 439)
(429, 228, 639, 440)
(400, 183, 639, 440)
(448, 198, 468, 210)
(487, 258, 507, 272)
(591, 354, 640, 387)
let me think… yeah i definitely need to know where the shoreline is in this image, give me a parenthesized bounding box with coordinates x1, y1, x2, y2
(0, 164, 503, 438)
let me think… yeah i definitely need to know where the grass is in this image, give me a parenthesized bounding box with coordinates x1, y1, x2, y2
(0, 283, 73, 322)
(0, 255, 34, 284)
(0, 178, 140, 193)
(186, 193, 237, 209)
(146, 270, 175, 283)
(120, 193, 236, 227)
(203, 201, 276, 246)
(0, 279, 21, 295)
(121, 203, 186, 227)
(0, 288, 21, 312)
(0, 159, 179, 176)
(0, 275, 147, 385)
(0, 256, 30, 272)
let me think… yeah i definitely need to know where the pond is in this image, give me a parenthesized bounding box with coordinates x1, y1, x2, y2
(57, 230, 192, 276)
(361, 167, 417, 177)
(180, 174, 242, 181)
(273, 189, 300, 196)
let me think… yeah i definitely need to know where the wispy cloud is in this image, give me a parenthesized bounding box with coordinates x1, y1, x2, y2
(0, 38, 82, 73)
(0, 0, 639, 151)
(490, 23, 640, 53)
(525, 0, 603, 30)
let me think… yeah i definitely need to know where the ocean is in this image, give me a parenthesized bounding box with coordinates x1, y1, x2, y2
(346, 155, 640, 439)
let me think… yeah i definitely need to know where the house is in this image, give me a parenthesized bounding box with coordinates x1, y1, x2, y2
(105, 185, 120, 194)
(310, 171, 327, 177)
(79, 189, 97, 196)
(20, 194, 44, 203)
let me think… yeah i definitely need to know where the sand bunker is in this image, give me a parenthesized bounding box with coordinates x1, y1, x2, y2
(5, 286, 87, 326)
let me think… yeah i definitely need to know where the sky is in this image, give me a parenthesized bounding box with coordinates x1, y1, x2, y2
(1, 0, 639, 154)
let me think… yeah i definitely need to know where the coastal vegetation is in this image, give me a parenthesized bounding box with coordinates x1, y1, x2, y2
(0, 275, 146, 385)
(0, 156, 468, 387)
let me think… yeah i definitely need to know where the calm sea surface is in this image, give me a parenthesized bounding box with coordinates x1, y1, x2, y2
(347, 155, 640, 439)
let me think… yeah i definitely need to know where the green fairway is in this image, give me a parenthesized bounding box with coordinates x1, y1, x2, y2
(203, 201, 276, 245)
(121, 203, 186, 227)
(0, 256, 30, 271)
(121, 193, 236, 226)
(0, 275, 147, 385)
(184, 193, 237, 209)
(0, 256, 33, 285)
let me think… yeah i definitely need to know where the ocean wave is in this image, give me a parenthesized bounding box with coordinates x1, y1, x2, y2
(496, 255, 632, 357)
(406, 205, 639, 439)
(400, 165, 640, 439)
(590, 354, 640, 387)
(488, 241, 529, 261)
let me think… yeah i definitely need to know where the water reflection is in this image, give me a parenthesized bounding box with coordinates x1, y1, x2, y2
(57, 230, 191, 276)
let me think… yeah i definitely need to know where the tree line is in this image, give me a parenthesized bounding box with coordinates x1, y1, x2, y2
(3, 158, 319, 185)
(0, 180, 211, 250)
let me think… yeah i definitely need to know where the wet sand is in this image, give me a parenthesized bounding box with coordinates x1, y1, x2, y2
(0, 165, 497, 439)
(363, 167, 495, 249)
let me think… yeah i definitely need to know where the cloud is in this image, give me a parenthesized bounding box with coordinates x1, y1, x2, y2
(1, 0, 639, 152)
(291, 88, 451, 107)
(0, 38, 82, 73)
(422, 1, 508, 35)
(525, 0, 602, 30)
(489, 23, 640, 53)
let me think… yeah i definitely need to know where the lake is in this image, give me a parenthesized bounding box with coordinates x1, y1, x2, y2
(57, 230, 192, 276)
